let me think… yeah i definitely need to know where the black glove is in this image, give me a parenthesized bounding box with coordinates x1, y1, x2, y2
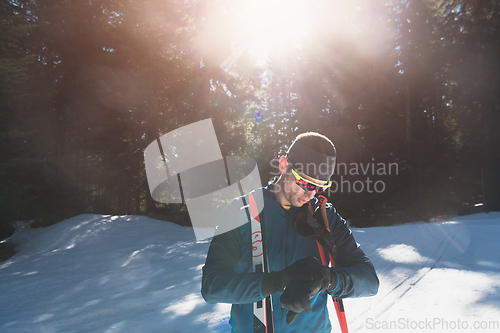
(280, 262, 338, 324)
(261, 256, 325, 297)
(281, 281, 318, 324)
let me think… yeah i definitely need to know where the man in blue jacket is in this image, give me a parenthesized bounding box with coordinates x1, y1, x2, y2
(202, 132, 379, 332)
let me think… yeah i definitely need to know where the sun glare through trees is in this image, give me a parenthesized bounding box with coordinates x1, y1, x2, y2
(205, 1, 391, 68)
(2, 0, 500, 227)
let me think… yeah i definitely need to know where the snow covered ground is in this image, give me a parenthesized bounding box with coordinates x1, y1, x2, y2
(0, 213, 499, 332)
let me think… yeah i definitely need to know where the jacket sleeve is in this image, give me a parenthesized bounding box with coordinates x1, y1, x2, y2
(201, 198, 264, 304)
(328, 207, 379, 299)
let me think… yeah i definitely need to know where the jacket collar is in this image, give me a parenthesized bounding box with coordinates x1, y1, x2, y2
(264, 183, 301, 214)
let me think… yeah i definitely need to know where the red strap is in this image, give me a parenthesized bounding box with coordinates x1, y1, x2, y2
(314, 209, 349, 333)
(248, 193, 260, 223)
(334, 299, 349, 333)
(316, 240, 328, 266)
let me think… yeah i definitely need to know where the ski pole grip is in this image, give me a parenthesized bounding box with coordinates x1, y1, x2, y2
(307, 201, 314, 215)
(318, 195, 329, 231)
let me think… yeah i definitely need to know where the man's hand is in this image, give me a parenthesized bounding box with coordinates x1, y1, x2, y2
(261, 256, 325, 297)
(280, 262, 338, 324)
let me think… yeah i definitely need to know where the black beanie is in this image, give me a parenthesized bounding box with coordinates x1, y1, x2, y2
(286, 138, 336, 181)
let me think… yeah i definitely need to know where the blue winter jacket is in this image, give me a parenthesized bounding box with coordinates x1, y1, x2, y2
(201, 186, 379, 332)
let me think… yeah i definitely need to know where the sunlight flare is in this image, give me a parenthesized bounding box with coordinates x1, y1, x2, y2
(236, 0, 313, 64)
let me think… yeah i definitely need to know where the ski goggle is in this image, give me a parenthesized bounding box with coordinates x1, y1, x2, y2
(291, 168, 331, 193)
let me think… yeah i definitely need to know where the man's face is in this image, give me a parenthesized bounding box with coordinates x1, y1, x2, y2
(279, 157, 329, 207)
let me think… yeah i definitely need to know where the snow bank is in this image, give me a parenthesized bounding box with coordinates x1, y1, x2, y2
(343, 212, 500, 333)
(0, 214, 230, 332)
(1, 213, 499, 332)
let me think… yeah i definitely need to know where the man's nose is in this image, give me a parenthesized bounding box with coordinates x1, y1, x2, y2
(306, 190, 316, 200)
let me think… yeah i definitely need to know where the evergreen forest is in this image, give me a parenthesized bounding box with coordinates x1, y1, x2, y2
(1, 0, 499, 230)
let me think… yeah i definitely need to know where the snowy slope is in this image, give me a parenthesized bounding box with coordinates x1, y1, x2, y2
(0, 213, 499, 332)
(340, 213, 500, 333)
